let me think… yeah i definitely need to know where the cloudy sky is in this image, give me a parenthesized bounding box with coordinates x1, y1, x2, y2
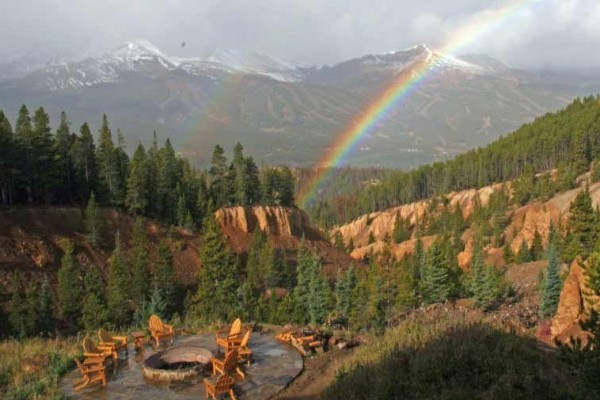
(0, 0, 598, 69)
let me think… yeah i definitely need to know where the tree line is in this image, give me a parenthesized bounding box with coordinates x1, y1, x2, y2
(0, 105, 296, 228)
(309, 96, 600, 227)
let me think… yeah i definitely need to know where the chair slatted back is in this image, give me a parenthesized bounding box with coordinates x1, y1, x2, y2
(240, 329, 251, 348)
(230, 318, 242, 336)
(98, 328, 112, 343)
(83, 337, 98, 353)
(74, 357, 84, 372)
(215, 374, 234, 393)
(223, 349, 239, 372)
(149, 315, 163, 332)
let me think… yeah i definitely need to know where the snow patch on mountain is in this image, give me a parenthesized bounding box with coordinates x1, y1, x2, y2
(4, 40, 505, 90)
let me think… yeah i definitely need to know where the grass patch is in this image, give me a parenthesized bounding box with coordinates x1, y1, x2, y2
(326, 311, 588, 400)
(0, 338, 80, 400)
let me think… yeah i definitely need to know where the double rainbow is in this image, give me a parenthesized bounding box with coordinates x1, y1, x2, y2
(298, 0, 543, 208)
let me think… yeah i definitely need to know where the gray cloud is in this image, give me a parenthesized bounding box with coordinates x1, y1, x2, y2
(0, 0, 599, 68)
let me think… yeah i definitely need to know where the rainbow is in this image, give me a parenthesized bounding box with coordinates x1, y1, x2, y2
(298, 0, 543, 208)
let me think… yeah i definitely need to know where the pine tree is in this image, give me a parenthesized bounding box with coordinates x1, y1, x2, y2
(245, 157, 262, 205)
(392, 212, 410, 243)
(347, 237, 355, 253)
(192, 214, 239, 323)
(126, 144, 149, 214)
(247, 229, 267, 289)
(155, 240, 176, 317)
(334, 267, 356, 325)
(278, 166, 295, 207)
(37, 273, 55, 336)
(369, 277, 387, 335)
(293, 239, 312, 323)
(97, 114, 117, 202)
(31, 107, 59, 203)
(0, 111, 15, 205)
(85, 192, 102, 247)
(54, 111, 75, 202)
(24, 283, 39, 336)
(540, 242, 562, 318)
(71, 122, 98, 200)
(9, 273, 28, 337)
(208, 145, 230, 208)
(57, 241, 82, 332)
(14, 105, 33, 203)
(231, 143, 250, 205)
(107, 232, 131, 327)
(131, 217, 149, 310)
(421, 243, 451, 304)
(470, 239, 486, 301)
(368, 231, 375, 245)
(530, 229, 544, 261)
(503, 241, 514, 264)
(516, 239, 532, 264)
(196, 176, 209, 226)
(81, 265, 108, 331)
(307, 252, 331, 325)
(569, 187, 596, 259)
(157, 138, 180, 223)
(333, 231, 345, 251)
(112, 129, 130, 206)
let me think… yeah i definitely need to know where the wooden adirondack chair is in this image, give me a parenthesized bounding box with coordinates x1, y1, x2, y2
(148, 314, 174, 347)
(215, 318, 243, 354)
(230, 329, 252, 367)
(83, 337, 116, 367)
(211, 349, 244, 378)
(204, 373, 236, 400)
(73, 357, 107, 391)
(98, 328, 128, 355)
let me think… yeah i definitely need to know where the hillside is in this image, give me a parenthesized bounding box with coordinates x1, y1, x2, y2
(0, 206, 351, 304)
(0, 41, 596, 168)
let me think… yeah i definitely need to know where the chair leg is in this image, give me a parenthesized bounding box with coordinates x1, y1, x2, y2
(236, 367, 245, 379)
(229, 388, 237, 400)
(73, 377, 90, 391)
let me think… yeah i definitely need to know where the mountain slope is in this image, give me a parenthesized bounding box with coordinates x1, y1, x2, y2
(0, 41, 597, 167)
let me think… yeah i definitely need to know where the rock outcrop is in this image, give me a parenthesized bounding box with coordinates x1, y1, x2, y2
(216, 206, 355, 276)
(551, 259, 599, 344)
(215, 206, 323, 240)
(331, 180, 600, 269)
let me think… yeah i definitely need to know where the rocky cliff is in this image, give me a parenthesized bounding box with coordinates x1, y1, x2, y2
(332, 181, 600, 270)
(216, 206, 354, 276)
(550, 258, 600, 344)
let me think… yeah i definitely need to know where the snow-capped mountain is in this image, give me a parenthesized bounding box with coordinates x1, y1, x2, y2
(0, 39, 594, 168)
(2, 40, 503, 91)
(0, 46, 68, 80)
(5, 40, 311, 90)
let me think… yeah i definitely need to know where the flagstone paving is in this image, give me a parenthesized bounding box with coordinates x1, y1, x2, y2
(60, 332, 303, 400)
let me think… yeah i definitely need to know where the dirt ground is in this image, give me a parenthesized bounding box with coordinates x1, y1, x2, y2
(272, 346, 357, 400)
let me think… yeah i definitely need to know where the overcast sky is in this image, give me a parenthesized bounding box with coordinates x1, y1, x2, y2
(0, 0, 599, 69)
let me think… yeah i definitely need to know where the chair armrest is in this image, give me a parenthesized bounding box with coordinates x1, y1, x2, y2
(112, 335, 128, 342)
(83, 352, 105, 358)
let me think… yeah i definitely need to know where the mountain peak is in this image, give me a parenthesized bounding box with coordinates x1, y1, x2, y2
(111, 39, 168, 59)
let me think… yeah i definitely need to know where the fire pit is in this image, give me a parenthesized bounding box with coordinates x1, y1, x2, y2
(142, 345, 212, 382)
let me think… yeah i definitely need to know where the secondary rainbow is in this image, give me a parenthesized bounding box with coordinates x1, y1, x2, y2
(298, 0, 543, 208)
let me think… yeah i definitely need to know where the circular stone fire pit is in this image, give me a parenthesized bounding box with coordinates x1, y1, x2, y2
(142, 346, 212, 382)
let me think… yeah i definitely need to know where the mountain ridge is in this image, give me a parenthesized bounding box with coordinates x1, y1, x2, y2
(0, 39, 597, 168)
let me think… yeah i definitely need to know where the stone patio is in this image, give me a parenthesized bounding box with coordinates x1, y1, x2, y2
(60, 332, 303, 399)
